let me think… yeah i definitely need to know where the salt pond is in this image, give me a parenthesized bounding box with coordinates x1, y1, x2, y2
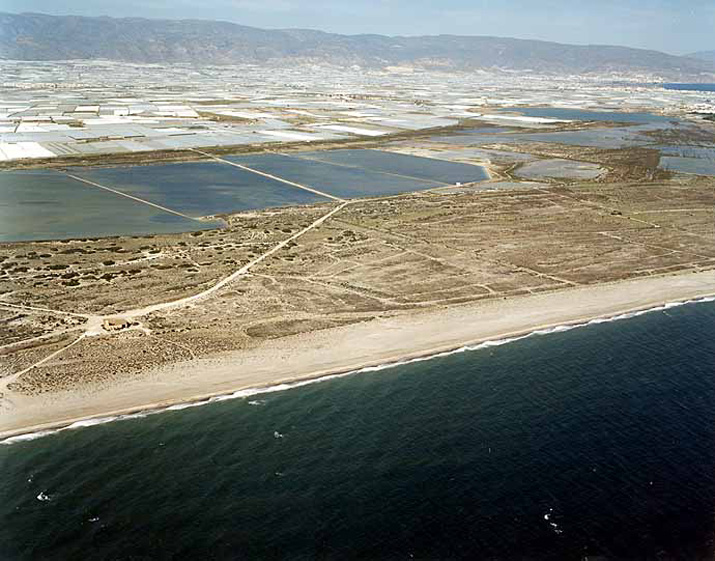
(498, 107, 675, 123)
(659, 156, 715, 176)
(515, 129, 653, 149)
(0, 170, 220, 242)
(70, 161, 327, 217)
(228, 149, 489, 198)
(515, 159, 605, 180)
(657, 145, 715, 160)
(299, 149, 490, 185)
(1, 149, 490, 242)
(430, 126, 656, 149)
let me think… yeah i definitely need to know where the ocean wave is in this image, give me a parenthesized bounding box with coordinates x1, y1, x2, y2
(2, 295, 714, 446)
(66, 417, 120, 429)
(1, 430, 56, 445)
(166, 401, 210, 412)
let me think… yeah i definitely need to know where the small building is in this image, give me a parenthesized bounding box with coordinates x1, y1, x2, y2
(103, 317, 131, 332)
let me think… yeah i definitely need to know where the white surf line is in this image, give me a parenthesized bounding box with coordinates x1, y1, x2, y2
(192, 149, 344, 202)
(61, 172, 205, 223)
(5, 292, 714, 445)
(3, 199, 349, 388)
(117, 201, 349, 319)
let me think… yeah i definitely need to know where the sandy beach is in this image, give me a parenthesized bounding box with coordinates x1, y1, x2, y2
(2, 269, 714, 440)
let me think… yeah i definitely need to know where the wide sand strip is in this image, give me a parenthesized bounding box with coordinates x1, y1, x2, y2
(2, 270, 714, 438)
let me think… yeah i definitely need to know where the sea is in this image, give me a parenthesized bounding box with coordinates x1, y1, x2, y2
(1, 299, 714, 560)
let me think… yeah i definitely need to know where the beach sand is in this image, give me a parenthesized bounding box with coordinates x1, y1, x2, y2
(2, 269, 714, 439)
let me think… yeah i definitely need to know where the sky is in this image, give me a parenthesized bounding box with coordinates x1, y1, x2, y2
(5, 0, 714, 55)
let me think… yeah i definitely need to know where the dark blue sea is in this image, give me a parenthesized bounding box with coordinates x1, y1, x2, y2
(1, 300, 714, 560)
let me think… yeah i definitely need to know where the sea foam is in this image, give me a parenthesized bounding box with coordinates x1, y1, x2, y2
(2, 295, 713, 446)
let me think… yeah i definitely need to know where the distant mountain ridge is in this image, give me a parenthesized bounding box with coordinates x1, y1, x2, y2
(1, 12, 714, 79)
(689, 51, 715, 64)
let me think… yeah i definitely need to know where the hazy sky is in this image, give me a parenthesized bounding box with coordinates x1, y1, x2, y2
(6, 0, 714, 55)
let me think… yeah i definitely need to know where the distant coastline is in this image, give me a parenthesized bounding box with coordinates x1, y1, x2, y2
(2, 270, 714, 442)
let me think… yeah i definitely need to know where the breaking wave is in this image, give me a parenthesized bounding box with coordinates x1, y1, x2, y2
(2, 295, 713, 446)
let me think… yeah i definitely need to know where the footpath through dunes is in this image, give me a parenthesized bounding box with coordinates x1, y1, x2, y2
(0, 144, 488, 406)
(1, 145, 491, 384)
(0, 148, 490, 323)
(4, 299, 714, 560)
(1, 145, 714, 428)
(113, 201, 350, 319)
(0, 146, 492, 366)
(1, 271, 715, 439)
(0, 200, 349, 391)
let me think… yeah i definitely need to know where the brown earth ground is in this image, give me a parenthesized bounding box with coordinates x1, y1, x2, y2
(1, 131, 714, 429)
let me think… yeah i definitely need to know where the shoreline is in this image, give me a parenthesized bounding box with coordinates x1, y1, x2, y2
(2, 270, 715, 442)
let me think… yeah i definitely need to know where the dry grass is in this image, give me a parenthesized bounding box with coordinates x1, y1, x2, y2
(3, 172, 713, 395)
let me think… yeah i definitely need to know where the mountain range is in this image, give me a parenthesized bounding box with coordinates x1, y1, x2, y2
(689, 51, 715, 64)
(1, 12, 713, 79)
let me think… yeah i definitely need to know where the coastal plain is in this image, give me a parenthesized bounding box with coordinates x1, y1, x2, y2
(2, 64, 715, 436)
(2, 168, 714, 434)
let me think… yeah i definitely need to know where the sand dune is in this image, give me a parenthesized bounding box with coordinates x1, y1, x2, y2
(2, 269, 714, 440)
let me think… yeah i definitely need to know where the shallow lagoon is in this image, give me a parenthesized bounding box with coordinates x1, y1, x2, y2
(659, 156, 715, 176)
(228, 153, 438, 198)
(419, 146, 537, 164)
(429, 128, 653, 149)
(429, 133, 522, 146)
(299, 149, 490, 185)
(498, 107, 675, 123)
(657, 145, 715, 160)
(1, 151, 489, 242)
(431, 126, 657, 149)
(444, 147, 537, 163)
(0, 171, 220, 242)
(455, 127, 514, 135)
(229, 150, 488, 198)
(519, 128, 653, 149)
(515, 159, 605, 180)
(71, 162, 328, 217)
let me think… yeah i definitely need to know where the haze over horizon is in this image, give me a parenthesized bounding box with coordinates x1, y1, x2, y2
(4, 0, 714, 56)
